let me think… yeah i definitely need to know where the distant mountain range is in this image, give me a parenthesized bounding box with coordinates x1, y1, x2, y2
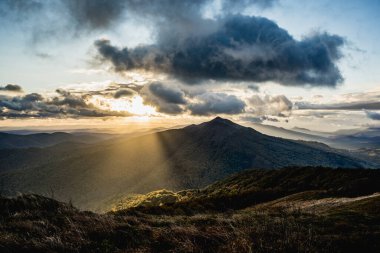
(0, 132, 115, 149)
(251, 123, 380, 150)
(0, 117, 376, 210)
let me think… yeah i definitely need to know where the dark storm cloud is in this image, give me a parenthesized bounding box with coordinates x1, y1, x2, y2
(0, 84, 23, 92)
(148, 82, 187, 105)
(365, 111, 380, 120)
(155, 103, 184, 115)
(140, 83, 187, 115)
(188, 93, 245, 116)
(95, 15, 344, 86)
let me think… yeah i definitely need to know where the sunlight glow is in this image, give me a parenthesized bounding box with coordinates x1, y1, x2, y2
(90, 95, 157, 116)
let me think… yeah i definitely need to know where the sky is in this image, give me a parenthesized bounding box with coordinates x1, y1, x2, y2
(0, 0, 380, 132)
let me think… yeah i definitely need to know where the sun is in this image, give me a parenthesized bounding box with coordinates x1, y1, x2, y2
(108, 96, 156, 116)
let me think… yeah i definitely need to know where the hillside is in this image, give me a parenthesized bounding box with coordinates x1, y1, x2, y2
(0, 118, 375, 211)
(0, 132, 111, 149)
(1, 167, 379, 253)
(112, 166, 380, 213)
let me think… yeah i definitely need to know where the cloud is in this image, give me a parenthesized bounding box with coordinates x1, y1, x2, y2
(2, 0, 344, 87)
(148, 82, 187, 105)
(365, 110, 380, 120)
(114, 88, 135, 99)
(141, 82, 187, 115)
(188, 93, 245, 116)
(0, 93, 42, 111)
(34, 52, 53, 59)
(295, 101, 380, 110)
(247, 84, 260, 92)
(63, 0, 127, 30)
(0, 87, 131, 119)
(0, 0, 43, 16)
(0, 84, 23, 92)
(95, 15, 344, 86)
(241, 116, 264, 123)
(0, 0, 125, 33)
(1, 0, 275, 39)
(241, 115, 279, 123)
(52, 89, 88, 107)
(222, 0, 278, 12)
(262, 116, 280, 122)
(294, 89, 380, 112)
(247, 94, 292, 116)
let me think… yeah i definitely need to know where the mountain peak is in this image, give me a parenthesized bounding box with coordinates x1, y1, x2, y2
(184, 117, 248, 135)
(186, 117, 248, 135)
(207, 117, 236, 126)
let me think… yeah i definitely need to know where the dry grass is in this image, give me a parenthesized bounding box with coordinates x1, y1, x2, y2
(1, 193, 379, 253)
(1, 167, 379, 252)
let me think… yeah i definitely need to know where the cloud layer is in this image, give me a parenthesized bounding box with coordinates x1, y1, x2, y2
(0, 87, 131, 119)
(295, 101, 380, 110)
(0, 83, 249, 119)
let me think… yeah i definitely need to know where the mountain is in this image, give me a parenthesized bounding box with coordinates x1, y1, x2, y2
(1, 167, 379, 253)
(0, 117, 375, 210)
(331, 131, 380, 149)
(0, 132, 112, 149)
(251, 124, 380, 150)
(250, 123, 331, 143)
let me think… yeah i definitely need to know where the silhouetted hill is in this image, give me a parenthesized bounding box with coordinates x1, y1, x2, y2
(0, 118, 375, 210)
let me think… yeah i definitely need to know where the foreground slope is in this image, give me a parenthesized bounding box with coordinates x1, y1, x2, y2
(113, 166, 380, 213)
(0, 118, 374, 210)
(1, 167, 379, 253)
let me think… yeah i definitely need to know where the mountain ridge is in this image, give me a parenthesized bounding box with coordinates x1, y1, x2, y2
(0, 117, 376, 210)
